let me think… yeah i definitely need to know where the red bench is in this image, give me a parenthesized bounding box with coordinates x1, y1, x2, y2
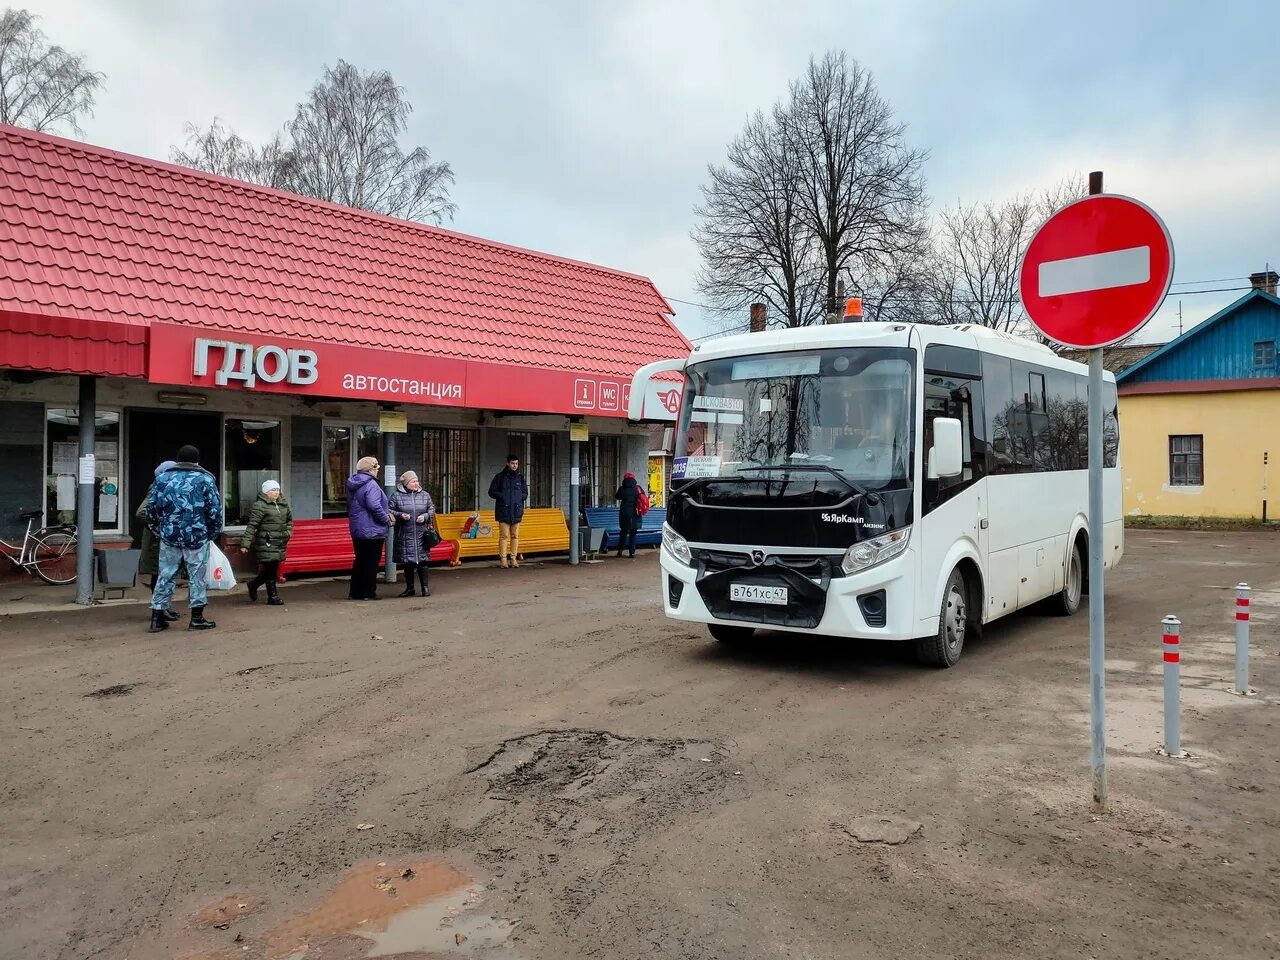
(279, 518, 459, 579)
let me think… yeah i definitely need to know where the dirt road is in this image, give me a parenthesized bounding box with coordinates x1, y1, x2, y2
(2, 531, 1278, 960)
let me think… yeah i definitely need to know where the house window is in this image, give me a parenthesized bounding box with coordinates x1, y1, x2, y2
(1169, 435, 1203, 486)
(223, 419, 282, 525)
(322, 423, 381, 517)
(1253, 340, 1275, 368)
(421, 427, 478, 513)
(45, 408, 122, 532)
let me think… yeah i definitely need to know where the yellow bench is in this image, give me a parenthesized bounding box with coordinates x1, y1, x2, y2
(434, 508, 570, 563)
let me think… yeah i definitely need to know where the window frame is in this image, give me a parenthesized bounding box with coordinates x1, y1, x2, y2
(1254, 340, 1275, 368)
(321, 422, 381, 518)
(43, 405, 125, 535)
(1168, 434, 1204, 487)
(223, 417, 284, 527)
(507, 430, 558, 508)
(421, 426, 479, 514)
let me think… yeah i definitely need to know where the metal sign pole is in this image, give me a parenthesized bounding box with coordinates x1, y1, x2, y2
(1085, 169, 1108, 810)
(1088, 346, 1107, 809)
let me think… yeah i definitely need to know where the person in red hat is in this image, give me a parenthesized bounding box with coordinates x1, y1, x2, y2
(614, 472, 642, 559)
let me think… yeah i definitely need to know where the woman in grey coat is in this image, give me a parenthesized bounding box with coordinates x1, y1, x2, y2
(389, 470, 436, 597)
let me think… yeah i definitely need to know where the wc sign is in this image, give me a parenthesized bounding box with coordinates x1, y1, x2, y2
(573, 378, 622, 411)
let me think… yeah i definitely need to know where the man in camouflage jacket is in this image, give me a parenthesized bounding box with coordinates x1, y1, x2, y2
(146, 444, 224, 633)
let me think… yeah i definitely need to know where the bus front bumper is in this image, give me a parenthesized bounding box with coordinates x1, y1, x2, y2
(659, 548, 919, 642)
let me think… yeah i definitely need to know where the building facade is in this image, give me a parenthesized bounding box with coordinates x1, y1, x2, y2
(1117, 276, 1280, 520)
(0, 125, 685, 574)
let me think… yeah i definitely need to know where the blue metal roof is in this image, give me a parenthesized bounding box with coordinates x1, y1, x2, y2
(1116, 289, 1280, 385)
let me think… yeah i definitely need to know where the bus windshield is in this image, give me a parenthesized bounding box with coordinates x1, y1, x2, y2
(676, 347, 915, 490)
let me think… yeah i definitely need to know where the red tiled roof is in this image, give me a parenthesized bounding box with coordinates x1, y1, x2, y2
(0, 124, 688, 379)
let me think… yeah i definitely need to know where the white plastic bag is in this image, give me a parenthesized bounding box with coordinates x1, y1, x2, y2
(205, 543, 237, 591)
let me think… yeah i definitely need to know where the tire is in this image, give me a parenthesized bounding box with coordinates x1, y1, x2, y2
(709, 623, 755, 645)
(32, 530, 78, 585)
(916, 567, 969, 668)
(1051, 540, 1083, 616)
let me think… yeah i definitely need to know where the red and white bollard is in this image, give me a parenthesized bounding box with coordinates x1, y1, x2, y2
(1160, 615, 1186, 757)
(1234, 583, 1256, 696)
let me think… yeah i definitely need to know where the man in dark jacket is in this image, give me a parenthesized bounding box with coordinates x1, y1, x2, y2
(146, 444, 223, 633)
(488, 454, 529, 568)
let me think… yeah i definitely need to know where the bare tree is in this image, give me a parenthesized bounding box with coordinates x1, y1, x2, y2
(693, 52, 929, 332)
(931, 175, 1087, 333)
(786, 51, 930, 323)
(286, 61, 455, 224)
(0, 8, 103, 134)
(171, 60, 455, 225)
(693, 108, 824, 331)
(171, 118, 293, 189)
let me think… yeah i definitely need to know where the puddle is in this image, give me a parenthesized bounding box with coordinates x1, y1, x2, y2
(367, 885, 523, 958)
(256, 857, 521, 960)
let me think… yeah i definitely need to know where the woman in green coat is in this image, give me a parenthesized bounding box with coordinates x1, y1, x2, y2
(239, 479, 292, 605)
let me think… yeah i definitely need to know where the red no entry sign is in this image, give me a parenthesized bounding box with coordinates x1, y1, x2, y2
(1020, 194, 1174, 349)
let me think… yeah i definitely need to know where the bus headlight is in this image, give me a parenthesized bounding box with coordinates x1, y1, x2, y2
(662, 525, 692, 565)
(841, 527, 911, 575)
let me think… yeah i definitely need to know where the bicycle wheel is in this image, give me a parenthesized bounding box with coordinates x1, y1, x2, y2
(32, 530, 78, 585)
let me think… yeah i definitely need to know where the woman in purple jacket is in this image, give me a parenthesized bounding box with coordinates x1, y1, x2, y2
(347, 456, 391, 601)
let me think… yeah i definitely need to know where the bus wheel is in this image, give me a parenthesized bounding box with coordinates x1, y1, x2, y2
(917, 568, 968, 668)
(709, 624, 755, 645)
(1052, 540, 1084, 616)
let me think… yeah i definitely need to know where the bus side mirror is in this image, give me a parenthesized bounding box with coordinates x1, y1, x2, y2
(929, 417, 964, 479)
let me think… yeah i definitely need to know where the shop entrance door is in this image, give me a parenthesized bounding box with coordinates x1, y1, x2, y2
(126, 410, 222, 545)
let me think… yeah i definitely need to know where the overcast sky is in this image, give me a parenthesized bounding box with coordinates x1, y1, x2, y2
(32, 0, 1279, 345)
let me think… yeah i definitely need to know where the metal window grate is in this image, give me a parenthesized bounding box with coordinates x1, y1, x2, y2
(422, 427, 478, 513)
(1168, 434, 1203, 486)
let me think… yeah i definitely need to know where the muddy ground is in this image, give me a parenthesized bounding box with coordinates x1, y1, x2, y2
(2, 531, 1278, 960)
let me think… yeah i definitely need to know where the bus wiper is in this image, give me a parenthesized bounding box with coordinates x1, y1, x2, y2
(735, 464, 878, 502)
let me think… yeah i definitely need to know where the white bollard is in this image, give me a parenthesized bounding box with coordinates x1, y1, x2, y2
(1234, 583, 1255, 696)
(1161, 615, 1184, 757)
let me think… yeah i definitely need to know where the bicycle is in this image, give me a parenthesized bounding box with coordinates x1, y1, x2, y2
(0, 510, 79, 585)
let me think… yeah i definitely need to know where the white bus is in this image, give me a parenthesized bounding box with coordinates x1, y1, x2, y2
(629, 321, 1123, 667)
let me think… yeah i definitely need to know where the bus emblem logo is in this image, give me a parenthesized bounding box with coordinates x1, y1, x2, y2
(750, 550, 766, 565)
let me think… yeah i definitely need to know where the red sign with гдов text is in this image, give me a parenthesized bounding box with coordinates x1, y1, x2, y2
(145, 322, 661, 419)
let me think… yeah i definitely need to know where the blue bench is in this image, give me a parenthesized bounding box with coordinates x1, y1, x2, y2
(584, 506, 666, 552)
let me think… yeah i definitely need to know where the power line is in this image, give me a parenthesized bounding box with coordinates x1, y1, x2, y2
(670, 278, 1262, 317)
(685, 283, 1260, 341)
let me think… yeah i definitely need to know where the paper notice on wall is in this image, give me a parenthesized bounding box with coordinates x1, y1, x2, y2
(56, 475, 75, 511)
(78, 454, 96, 484)
(53, 442, 78, 474)
(98, 494, 118, 524)
(571, 467, 580, 485)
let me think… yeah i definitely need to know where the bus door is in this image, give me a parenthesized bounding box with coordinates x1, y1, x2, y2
(918, 346, 988, 624)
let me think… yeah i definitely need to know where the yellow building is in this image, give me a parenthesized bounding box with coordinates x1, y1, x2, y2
(1117, 277, 1280, 520)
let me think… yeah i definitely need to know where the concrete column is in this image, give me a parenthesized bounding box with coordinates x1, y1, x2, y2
(383, 431, 396, 583)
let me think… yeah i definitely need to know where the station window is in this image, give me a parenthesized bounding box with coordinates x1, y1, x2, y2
(508, 431, 557, 508)
(1169, 435, 1203, 486)
(421, 427, 478, 514)
(223, 418, 282, 525)
(592, 436, 621, 507)
(45, 408, 122, 532)
(322, 423, 381, 517)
